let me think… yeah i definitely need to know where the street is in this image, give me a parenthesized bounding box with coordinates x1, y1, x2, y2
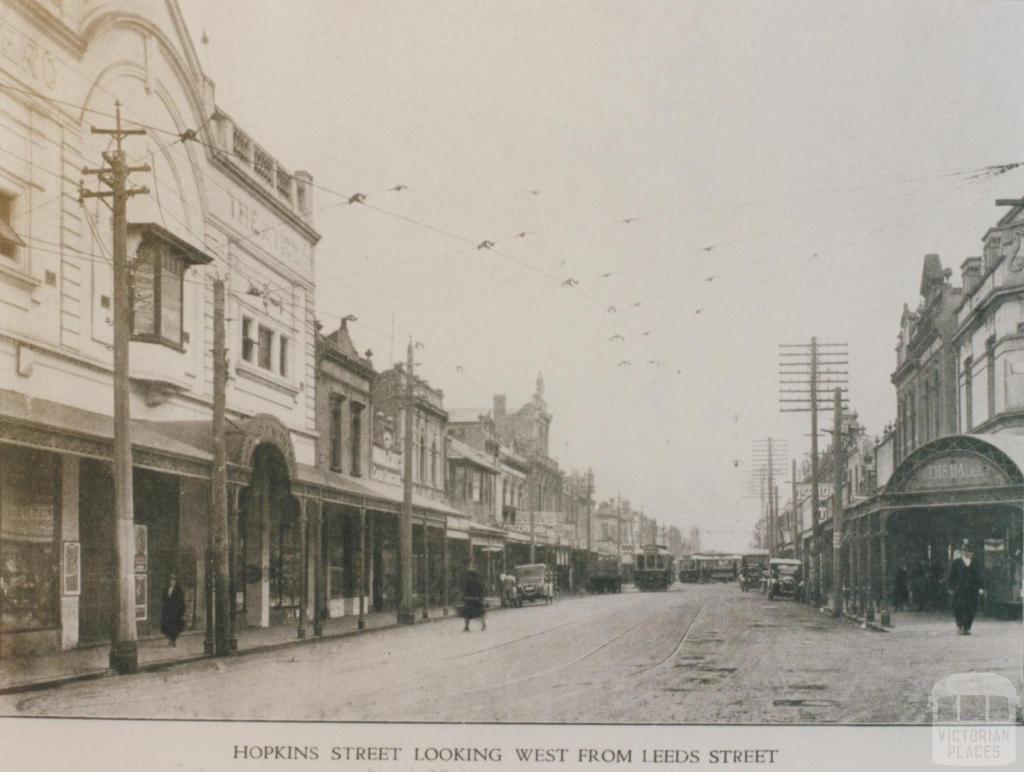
(3, 583, 1019, 723)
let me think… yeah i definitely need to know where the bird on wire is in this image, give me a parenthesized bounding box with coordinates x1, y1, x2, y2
(515, 231, 532, 239)
(609, 334, 624, 341)
(617, 217, 639, 225)
(617, 360, 632, 367)
(630, 301, 642, 308)
(391, 184, 407, 192)
(347, 192, 366, 205)
(695, 308, 704, 315)
(705, 276, 716, 282)
(562, 278, 579, 287)
(599, 272, 613, 278)
(477, 240, 495, 250)
(702, 245, 716, 252)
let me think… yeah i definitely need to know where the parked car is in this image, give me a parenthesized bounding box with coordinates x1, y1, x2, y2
(515, 563, 553, 606)
(767, 558, 804, 601)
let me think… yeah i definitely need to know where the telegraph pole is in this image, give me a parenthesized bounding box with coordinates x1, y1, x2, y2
(791, 458, 800, 563)
(398, 340, 416, 625)
(211, 278, 230, 655)
(832, 387, 845, 618)
(529, 477, 536, 563)
(80, 102, 149, 675)
(751, 438, 787, 557)
(779, 339, 848, 605)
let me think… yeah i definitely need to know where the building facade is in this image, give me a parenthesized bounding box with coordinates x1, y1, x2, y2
(0, 0, 320, 656)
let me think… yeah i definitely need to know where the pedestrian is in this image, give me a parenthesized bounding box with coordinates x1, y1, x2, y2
(893, 564, 909, 611)
(948, 544, 982, 635)
(160, 573, 186, 647)
(460, 568, 486, 632)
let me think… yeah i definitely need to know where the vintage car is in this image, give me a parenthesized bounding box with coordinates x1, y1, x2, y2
(515, 563, 553, 606)
(767, 558, 804, 601)
(739, 550, 769, 592)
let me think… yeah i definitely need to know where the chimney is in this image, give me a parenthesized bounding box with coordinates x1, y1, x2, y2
(493, 394, 506, 419)
(961, 256, 983, 296)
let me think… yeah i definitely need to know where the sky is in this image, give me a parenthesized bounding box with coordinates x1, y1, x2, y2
(181, 0, 1024, 549)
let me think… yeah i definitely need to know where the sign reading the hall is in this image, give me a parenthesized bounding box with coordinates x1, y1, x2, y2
(905, 453, 1009, 491)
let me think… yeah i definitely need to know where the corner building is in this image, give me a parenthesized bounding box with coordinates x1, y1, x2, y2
(0, 0, 320, 656)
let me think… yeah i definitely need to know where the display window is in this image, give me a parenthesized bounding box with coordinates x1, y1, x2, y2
(0, 448, 60, 632)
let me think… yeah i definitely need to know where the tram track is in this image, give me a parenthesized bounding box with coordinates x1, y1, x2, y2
(359, 591, 706, 719)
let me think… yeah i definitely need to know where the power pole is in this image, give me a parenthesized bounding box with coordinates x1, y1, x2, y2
(211, 278, 230, 655)
(751, 438, 787, 558)
(791, 458, 800, 564)
(832, 387, 845, 618)
(779, 338, 848, 605)
(398, 340, 416, 625)
(80, 101, 149, 675)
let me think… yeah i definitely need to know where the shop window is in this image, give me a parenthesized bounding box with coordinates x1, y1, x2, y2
(241, 316, 255, 363)
(131, 239, 186, 348)
(0, 192, 25, 261)
(327, 515, 345, 599)
(257, 325, 273, 370)
(350, 402, 363, 476)
(0, 448, 59, 632)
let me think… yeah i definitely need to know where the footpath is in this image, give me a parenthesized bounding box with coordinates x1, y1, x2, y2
(0, 597, 504, 695)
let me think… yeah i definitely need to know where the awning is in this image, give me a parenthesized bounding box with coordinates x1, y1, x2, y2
(882, 433, 1024, 509)
(0, 388, 211, 478)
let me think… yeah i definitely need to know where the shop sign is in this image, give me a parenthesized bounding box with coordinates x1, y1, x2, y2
(134, 524, 148, 572)
(135, 573, 148, 621)
(905, 454, 1009, 491)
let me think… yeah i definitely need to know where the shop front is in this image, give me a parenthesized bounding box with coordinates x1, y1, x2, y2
(879, 434, 1024, 619)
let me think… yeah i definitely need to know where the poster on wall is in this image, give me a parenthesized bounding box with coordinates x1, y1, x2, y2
(133, 524, 148, 573)
(134, 573, 147, 621)
(61, 541, 80, 596)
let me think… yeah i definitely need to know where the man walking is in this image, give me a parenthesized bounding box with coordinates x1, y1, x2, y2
(948, 543, 983, 635)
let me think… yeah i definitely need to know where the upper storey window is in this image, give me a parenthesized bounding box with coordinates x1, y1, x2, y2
(0, 192, 25, 262)
(129, 224, 212, 350)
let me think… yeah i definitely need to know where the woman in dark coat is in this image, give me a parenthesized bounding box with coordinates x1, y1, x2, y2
(461, 569, 486, 632)
(160, 574, 187, 646)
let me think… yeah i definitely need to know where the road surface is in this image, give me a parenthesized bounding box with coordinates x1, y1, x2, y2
(3, 583, 1019, 723)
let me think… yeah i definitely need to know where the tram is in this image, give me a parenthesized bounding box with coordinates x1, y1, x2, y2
(692, 552, 741, 582)
(635, 544, 675, 590)
(677, 555, 700, 583)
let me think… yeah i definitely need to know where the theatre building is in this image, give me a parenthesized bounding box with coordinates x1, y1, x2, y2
(0, 1, 321, 658)
(841, 220, 1024, 623)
